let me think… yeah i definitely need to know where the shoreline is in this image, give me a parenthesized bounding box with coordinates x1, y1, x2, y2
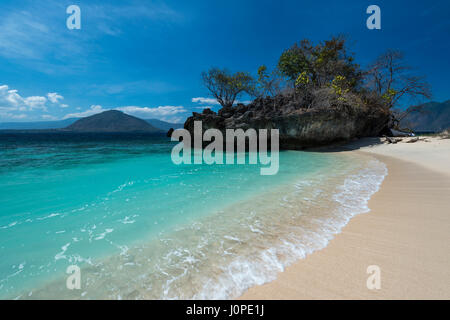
(9, 150, 371, 299)
(4, 138, 448, 299)
(239, 137, 450, 299)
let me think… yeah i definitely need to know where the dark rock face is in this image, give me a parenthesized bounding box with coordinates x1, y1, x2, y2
(65, 110, 160, 133)
(184, 95, 390, 150)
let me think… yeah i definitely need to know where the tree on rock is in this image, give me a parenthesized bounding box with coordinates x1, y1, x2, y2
(201, 68, 255, 108)
(366, 50, 431, 109)
(365, 50, 432, 130)
(277, 37, 361, 90)
(256, 65, 284, 98)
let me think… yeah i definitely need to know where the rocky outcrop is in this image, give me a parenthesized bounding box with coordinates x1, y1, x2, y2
(183, 94, 391, 150)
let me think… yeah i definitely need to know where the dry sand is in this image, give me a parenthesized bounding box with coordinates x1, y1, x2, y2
(239, 137, 450, 299)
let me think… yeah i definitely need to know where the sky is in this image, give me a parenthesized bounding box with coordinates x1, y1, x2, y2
(0, 0, 449, 123)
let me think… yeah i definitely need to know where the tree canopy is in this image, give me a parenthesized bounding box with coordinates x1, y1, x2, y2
(277, 37, 361, 89)
(200, 36, 431, 122)
(201, 68, 255, 108)
(365, 49, 431, 109)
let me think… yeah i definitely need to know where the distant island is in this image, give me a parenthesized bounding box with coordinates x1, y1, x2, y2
(400, 100, 450, 132)
(0, 111, 183, 133)
(64, 110, 159, 133)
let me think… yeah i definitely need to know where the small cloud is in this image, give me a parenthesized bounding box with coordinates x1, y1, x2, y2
(192, 97, 251, 106)
(193, 106, 214, 110)
(63, 105, 105, 119)
(0, 86, 23, 107)
(192, 97, 220, 105)
(24, 96, 47, 110)
(47, 92, 64, 104)
(117, 105, 187, 118)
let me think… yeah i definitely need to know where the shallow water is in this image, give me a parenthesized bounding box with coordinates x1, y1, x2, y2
(0, 133, 386, 299)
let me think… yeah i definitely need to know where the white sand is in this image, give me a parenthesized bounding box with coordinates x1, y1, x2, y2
(239, 137, 450, 299)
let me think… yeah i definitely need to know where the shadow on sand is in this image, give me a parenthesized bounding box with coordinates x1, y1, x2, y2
(305, 137, 385, 153)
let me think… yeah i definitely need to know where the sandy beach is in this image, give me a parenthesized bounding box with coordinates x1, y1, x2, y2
(240, 137, 450, 300)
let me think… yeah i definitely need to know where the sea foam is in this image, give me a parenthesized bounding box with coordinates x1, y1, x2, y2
(191, 159, 387, 300)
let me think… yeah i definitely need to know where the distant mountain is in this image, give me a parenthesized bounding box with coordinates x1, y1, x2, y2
(0, 118, 78, 130)
(64, 110, 161, 133)
(145, 119, 183, 131)
(401, 100, 450, 132)
(0, 116, 183, 132)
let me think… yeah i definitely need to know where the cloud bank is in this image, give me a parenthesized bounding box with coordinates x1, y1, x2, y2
(0, 84, 69, 120)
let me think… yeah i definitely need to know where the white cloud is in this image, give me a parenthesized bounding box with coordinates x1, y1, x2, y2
(192, 97, 220, 105)
(0, 86, 24, 108)
(24, 96, 47, 110)
(63, 105, 105, 119)
(117, 106, 187, 118)
(0, 84, 70, 121)
(47, 92, 63, 104)
(193, 106, 214, 110)
(0, 83, 188, 122)
(192, 97, 252, 106)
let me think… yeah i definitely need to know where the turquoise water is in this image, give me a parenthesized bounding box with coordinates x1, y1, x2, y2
(0, 133, 386, 299)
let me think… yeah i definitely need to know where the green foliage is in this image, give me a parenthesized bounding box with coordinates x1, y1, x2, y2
(294, 71, 310, 94)
(277, 40, 313, 82)
(295, 71, 310, 87)
(381, 88, 398, 103)
(255, 65, 284, 98)
(331, 75, 350, 101)
(233, 71, 255, 92)
(277, 37, 361, 90)
(257, 65, 269, 83)
(200, 36, 429, 124)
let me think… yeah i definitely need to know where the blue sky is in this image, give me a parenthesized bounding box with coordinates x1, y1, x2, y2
(0, 0, 448, 123)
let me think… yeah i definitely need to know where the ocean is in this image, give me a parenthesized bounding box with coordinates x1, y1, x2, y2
(0, 133, 387, 299)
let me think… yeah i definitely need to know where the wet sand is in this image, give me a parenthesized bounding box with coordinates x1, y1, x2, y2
(239, 137, 450, 299)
